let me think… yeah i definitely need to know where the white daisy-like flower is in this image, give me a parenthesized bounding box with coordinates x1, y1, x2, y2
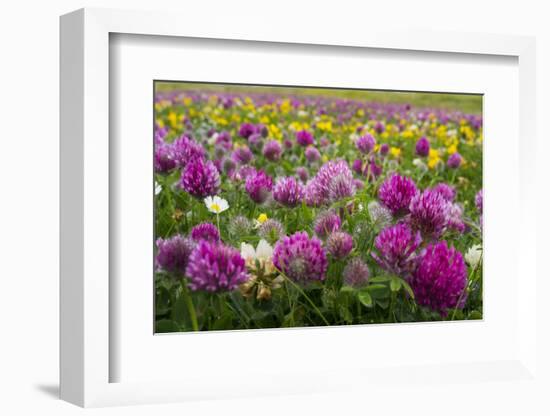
(155, 181, 162, 195)
(204, 195, 229, 214)
(465, 244, 482, 268)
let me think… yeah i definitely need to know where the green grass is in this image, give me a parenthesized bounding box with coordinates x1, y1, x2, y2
(155, 81, 482, 114)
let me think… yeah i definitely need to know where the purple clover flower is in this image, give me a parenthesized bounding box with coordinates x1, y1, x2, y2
(273, 231, 328, 282)
(155, 235, 195, 276)
(409, 189, 451, 239)
(475, 189, 483, 214)
(415, 136, 430, 157)
(295, 166, 309, 183)
(245, 169, 273, 204)
(316, 160, 356, 204)
(378, 174, 419, 216)
(352, 159, 363, 175)
(179, 158, 220, 198)
(343, 258, 370, 288)
(258, 218, 285, 244)
(215, 131, 232, 150)
(154, 140, 177, 173)
(432, 183, 456, 202)
(239, 123, 257, 139)
(447, 153, 462, 169)
(304, 146, 321, 163)
(356, 134, 376, 154)
(326, 231, 354, 259)
(380, 143, 390, 156)
(410, 241, 467, 316)
(262, 140, 282, 162)
(296, 129, 314, 147)
(273, 176, 305, 207)
(186, 241, 249, 292)
(446, 203, 466, 233)
(372, 223, 421, 277)
(313, 210, 341, 238)
(190, 222, 220, 243)
(232, 145, 254, 164)
(172, 135, 206, 167)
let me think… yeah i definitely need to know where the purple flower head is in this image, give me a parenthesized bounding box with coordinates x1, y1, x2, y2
(190, 222, 220, 243)
(475, 189, 483, 214)
(365, 159, 383, 181)
(239, 122, 257, 139)
(374, 121, 385, 134)
(380, 143, 390, 156)
(352, 159, 363, 175)
(248, 133, 263, 149)
(154, 140, 177, 173)
(258, 218, 285, 244)
(378, 174, 419, 216)
(221, 157, 237, 176)
(354, 179, 365, 190)
(273, 176, 305, 207)
(273, 231, 328, 282)
(295, 166, 309, 183)
(262, 140, 282, 162)
(409, 189, 451, 239)
(304, 179, 324, 207)
(296, 129, 314, 147)
(415, 136, 430, 157)
(316, 160, 356, 203)
(432, 183, 456, 202)
(215, 131, 232, 150)
(179, 158, 220, 198)
(326, 231, 353, 259)
(343, 258, 370, 288)
(232, 145, 253, 165)
(155, 235, 195, 276)
(228, 215, 252, 238)
(367, 201, 392, 231)
(234, 165, 256, 182)
(245, 169, 273, 204)
(313, 210, 341, 238)
(356, 134, 376, 154)
(372, 223, 422, 277)
(172, 135, 206, 168)
(447, 153, 462, 169)
(410, 241, 467, 316)
(283, 138, 294, 149)
(186, 241, 249, 292)
(446, 203, 466, 233)
(304, 146, 321, 163)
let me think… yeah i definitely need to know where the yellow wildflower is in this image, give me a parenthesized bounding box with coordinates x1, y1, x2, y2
(390, 147, 401, 158)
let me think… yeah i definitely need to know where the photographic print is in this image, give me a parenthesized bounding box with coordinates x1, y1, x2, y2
(154, 82, 483, 333)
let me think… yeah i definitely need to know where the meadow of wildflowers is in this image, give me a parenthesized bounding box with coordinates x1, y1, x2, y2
(154, 83, 483, 332)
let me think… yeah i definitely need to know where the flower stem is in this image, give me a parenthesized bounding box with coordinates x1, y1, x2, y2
(180, 283, 199, 331)
(279, 272, 330, 326)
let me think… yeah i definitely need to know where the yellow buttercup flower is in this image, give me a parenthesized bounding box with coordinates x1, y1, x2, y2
(257, 213, 268, 224)
(428, 148, 441, 169)
(390, 147, 401, 158)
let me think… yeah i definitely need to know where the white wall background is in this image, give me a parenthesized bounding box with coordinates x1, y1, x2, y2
(0, 1, 548, 415)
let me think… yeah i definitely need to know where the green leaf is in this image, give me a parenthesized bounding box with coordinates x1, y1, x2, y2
(357, 291, 373, 307)
(390, 278, 401, 292)
(155, 319, 179, 333)
(468, 310, 482, 320)
(400, 279, 415, 299)
(340, 285, 355, 293)
(369, 275, 392, 283)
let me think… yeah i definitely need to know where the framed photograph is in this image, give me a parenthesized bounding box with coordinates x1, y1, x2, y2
(60, 7, 539, 408)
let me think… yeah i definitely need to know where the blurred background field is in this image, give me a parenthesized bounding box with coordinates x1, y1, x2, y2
(156, 81, 483, 114)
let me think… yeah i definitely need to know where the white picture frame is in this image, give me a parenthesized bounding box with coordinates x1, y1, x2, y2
(60, 7, 538, 408)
